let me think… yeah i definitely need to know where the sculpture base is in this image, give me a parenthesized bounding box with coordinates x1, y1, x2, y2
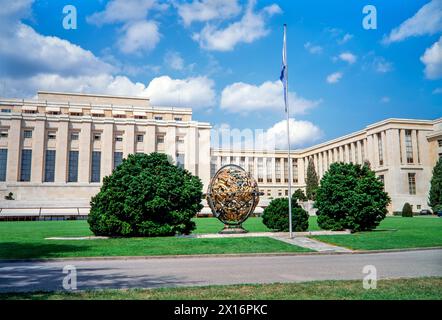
(219, 225, 248, 234)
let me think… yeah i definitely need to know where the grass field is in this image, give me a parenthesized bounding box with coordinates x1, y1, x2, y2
(2, 277, 441, 300)
(0, 218, 310, 260)
(312, 216, 442, 250)
(0, 216, 440, 259)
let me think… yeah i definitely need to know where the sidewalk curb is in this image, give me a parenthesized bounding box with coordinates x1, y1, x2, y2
(0, 246, 441, 264)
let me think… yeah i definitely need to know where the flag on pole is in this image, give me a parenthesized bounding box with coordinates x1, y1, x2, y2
(280, 24, 288, 112)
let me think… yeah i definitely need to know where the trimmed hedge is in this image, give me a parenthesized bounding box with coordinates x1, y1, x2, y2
(402, 203, 413, 217)
(88, 152, 203, 237)
(262, 198, 309, 232)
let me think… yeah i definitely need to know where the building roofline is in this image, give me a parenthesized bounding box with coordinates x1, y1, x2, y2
(37, 90, 150, 101)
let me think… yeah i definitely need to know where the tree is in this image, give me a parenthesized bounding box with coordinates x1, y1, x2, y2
(88, 152, 203, 237)
(305, 157, 319, 200)
(429, 158, 442, 212)
(262, 197, 309, 232)
(402, 202, 413, 217)
(315, 162, 390, 231)
(292, 188, 307, 203)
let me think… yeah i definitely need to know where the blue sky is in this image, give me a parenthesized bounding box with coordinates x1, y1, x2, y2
(0, 0, 441, 149)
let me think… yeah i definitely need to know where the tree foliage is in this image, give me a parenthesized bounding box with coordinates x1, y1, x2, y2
(88, 152, 203, 237)
(429, 158, 442, 212)
(305, 157, 319, 200)
(292, 188, 307, 203)
(262, 198, 309, 232)
(315, 162, 390, 231)
(402, 202, 413, 217)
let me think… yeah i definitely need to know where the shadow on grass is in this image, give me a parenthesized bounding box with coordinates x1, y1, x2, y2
(0, 242, 90, 260)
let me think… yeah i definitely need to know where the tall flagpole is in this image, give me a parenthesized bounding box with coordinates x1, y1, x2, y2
(282, 24, 293, 238)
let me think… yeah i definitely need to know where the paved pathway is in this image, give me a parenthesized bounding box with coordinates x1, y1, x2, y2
(272, 236, 354, 253)
(0, 249, 441, 292)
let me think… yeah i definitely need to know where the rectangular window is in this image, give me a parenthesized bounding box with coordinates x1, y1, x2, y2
(113, 152, 123, 170)
(93, 133, 101, 141)
(221, 156, 228, 167)
(377, 133, 384, 166)
(44, 150, 56, 182)
(174, 117, 182, 121)
(68, 151, 79, 182)
(47, 131, 56, 140)
(257, 158, 263, 183)
(23, 130, 33, 139)
(240, 157, 245, 170)
(266, 158, 272, 182)
(1, 109, 11, 113)
(284, 158, 289, 182)
(154, 116, 163, 120)
(20, 149, 32, 182)
(275, 158, 281, 183)
(0, 149, 7, 181)
(210, 157, 217, 178)
(156, 135, 164, 144)
(438, 140, 442, 147)
(378, 174, 385, 190)
(0, 131, 8, 138)
(176, 153, 185, 169)
(292, 159, 298, 183)
(136, 134, 144, 142)
(70, 132, 79, 141)
(405, 130, 413, 164)
(91, 151, 101, 182)
(115, 136, 123, 142)
(408, 173, 416, 195)
(248, 157, 254, 176)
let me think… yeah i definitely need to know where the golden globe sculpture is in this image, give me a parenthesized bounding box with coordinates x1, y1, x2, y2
(206, 164, 262, 233)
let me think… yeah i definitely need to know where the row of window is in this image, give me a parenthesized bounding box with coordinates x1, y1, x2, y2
(0, 149, 185, 183)
(0, 108, 185, 121)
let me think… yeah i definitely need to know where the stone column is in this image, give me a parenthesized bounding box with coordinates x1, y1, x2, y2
(412, 130, 419, 164)
(298, 157, 305, 187)
(101, 122, 114, 179)
(145, 125, 156, 153)
(78, 121, 92, 183)
(400, 129, 407, 165)
(6, 118, 22, 182)
(123, 124, 135, 158)
(31, 119, 45, 183)
(185, 126, 198, 175)
(165, 126, 177, 163)
(55, 120, 69, 183)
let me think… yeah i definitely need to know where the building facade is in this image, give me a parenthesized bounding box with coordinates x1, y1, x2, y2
(0, 91, 441, 216)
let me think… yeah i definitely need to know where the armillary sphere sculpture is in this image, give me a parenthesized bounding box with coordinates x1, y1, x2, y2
(206, 164, 263, 233)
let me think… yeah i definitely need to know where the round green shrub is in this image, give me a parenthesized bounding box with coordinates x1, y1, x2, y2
(402, 203, 413, 217)
(262, 198, 309, 232)
(316, 162, 390, 231)
(88, 152, 203, 237)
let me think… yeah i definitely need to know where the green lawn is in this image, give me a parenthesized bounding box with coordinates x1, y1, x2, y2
(2, 277, 441, 300)
(0, 218, 310, 260)
(312, 216, 442, 250)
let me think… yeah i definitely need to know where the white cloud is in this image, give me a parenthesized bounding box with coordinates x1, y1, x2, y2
(176, 0, 241, 26)
(326, 72, 343, 84)
(373, 57, 393, 73)
(220, 80, 321, 114)
(211, 118, 322, 150)
(117, 20, 160, 54)
(86, 0, 159, 26)
(338, 52, 357, 64)
(87, 0, 164, 54)
(383, 0, 442, 44)
(144, 75, 216, 108)
(380, 96, 390, 103)
(263, 118, 323, 149)
(304, 42, 323, 54)
(0, 22, 114, 78)
(164, 51, 187, 71)
(338, 33, 353, 44)
(420, 35, 442, 79)
(192, 0, 281, 51)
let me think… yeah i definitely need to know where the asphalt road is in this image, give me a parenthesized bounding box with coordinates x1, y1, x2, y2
(0, 249, 441, 292)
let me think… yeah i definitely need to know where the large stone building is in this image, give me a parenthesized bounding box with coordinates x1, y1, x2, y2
(0, 91, 441, 218)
